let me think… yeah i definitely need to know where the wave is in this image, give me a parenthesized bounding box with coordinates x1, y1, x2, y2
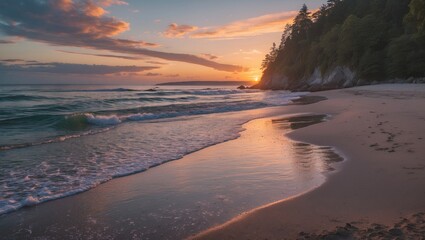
(0, 95, 57, 102)
(85, 113, 121, 125)
(0, 88, 311, 216)
(0, 101, 266, 151)
(42, 88, 140, 93)
(136, 89, 246, 97)
(104, 96, 198, 103)
(0, 127, 111, 151)
(0, 90, 303, 151)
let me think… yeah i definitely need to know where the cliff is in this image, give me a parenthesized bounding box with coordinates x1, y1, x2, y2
(255, 66, 357, 91)
(254, 66, 425, 91)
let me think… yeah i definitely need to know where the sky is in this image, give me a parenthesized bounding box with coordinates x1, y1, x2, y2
(0, 0, 327, 84)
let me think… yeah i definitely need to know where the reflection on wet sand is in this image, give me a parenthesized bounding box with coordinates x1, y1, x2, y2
(272, 114, 344, 174)
(0, 113, 344, 240)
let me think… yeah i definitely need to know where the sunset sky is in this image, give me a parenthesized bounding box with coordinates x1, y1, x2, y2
(0, 0, 326, 84)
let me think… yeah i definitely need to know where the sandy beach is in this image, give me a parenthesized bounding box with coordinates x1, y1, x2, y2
(1, 84, 424, 239)
(194, 84, 425, 239)
(0, 102, 340, 239)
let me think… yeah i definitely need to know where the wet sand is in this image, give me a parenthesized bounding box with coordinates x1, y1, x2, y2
(194, 84, 425, 239)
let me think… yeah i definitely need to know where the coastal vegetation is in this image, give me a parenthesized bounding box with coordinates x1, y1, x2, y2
(259, 0, 425, 90)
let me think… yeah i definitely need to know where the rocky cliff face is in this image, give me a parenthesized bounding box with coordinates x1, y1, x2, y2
(296, 66, 358, 91)
(254, 66, 360, 91)
(253, 66, 425, 91)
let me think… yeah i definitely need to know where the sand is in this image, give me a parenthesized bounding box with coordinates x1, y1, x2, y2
(193, 84, 425, 239)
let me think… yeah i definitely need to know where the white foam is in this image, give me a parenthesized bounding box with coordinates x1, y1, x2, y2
(21, 196, 39, 207)
(85, 113, 121, 125)
(124, 113, 155, 121)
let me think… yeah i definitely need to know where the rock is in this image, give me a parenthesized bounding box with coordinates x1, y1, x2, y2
(296, 66, 356, 91)
(237, 85, 247, 90)
(389, 228, 403, 236)
(335, 227, 351, 237)
(260, 66, 357, 91)
(145, 87, 158, 92)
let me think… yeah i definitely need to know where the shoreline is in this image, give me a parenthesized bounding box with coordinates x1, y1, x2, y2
(0, 92, 323, 216)
(0, 105, 340, 239)
(193, 84, 425, 239)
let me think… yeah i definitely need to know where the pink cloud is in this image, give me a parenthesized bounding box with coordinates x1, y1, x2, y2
(201, 53, 218, 60)
(163, 23, 198, 38)
(165, 11, 297, 39)
(145, 72, 162, 77)
(165, 74, 179, 78)
(0, 0, 244, 72)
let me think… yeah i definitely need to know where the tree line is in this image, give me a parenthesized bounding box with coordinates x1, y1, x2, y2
(261, 0, 425, 86)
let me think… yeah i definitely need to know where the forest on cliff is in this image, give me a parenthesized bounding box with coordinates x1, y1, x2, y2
(259, 0, 425, 89)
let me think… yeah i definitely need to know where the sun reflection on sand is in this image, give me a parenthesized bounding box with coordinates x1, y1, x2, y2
(0, 112, 344, 239)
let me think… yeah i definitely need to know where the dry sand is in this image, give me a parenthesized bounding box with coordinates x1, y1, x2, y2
(193, 84, 425, 239)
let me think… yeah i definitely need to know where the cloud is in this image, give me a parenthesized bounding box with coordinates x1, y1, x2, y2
(97, 0, 128, 7)
(0, 36, 20, 44)
(146, 61, 168, 65)
(165, 74, 179, 78)
(166, 11, 297, 39)
(201, 53, 218, 60)
(237, 49, 262, 55)
(0, 59, 26, 62)
(57, 50, 144, 60)
(144, 72, 162, 77)
(0, 0, 244, 72)
(163, 23, 198, 38)
(0, 39, 15, 44)
(0, 61, 159, 75)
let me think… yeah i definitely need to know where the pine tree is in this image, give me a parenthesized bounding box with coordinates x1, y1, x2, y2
(261, 42, 278, 70)
(291, 4, 312, 39)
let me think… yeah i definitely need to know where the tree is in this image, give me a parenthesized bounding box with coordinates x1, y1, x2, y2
(405, 0, 425, 34)
(327, 0, 342, 8)
(258, 0, 425, 89)
(261, 42, 278, 70)
(278, 24, 292, 50)
(291, 4, 312, 39)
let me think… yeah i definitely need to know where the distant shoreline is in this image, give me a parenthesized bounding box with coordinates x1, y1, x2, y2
(156, 81, 254, 86)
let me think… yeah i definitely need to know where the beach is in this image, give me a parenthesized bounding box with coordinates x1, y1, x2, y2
(0, 86, 338, 239)
(2, 0, 425, 239)
(194, 84, 425, 239)
(0, 84, 424, 239)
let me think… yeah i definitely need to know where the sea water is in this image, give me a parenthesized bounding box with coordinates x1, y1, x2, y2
(0, 84, 307, 215)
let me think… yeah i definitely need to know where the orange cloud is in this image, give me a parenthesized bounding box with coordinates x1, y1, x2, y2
(96, 0, 128, 7)
(54, 0, 73, 11)
(57, 50, 145, 60)
(84, 3, 106, 17)
(165, 74, 179, 78)
(166, 11, 297, 39)
(201, 53, 218, 60)
(0, 0, 244, 72)
(0, 61, 159, 75)
(145, 72, 162, 77)
(163, 23, 198, 38)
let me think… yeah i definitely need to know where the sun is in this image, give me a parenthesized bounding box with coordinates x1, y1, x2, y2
(253, 76, 259, 82)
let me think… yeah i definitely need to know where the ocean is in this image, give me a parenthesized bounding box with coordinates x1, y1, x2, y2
(0, 84, 307, 215)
